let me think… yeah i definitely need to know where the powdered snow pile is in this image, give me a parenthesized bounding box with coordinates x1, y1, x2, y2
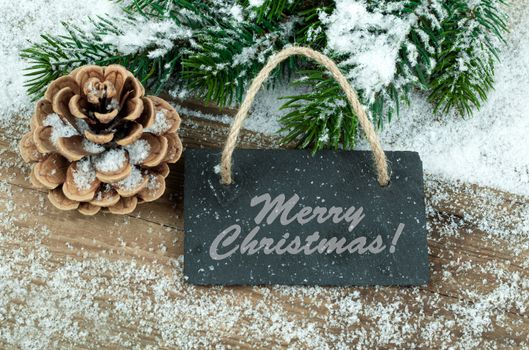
(321, 0, 415, 102)
(0, 0, 121, 122)
(372, 1, 529, 196)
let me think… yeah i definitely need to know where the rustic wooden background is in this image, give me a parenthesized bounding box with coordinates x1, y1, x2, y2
(0, 106, 527, 349)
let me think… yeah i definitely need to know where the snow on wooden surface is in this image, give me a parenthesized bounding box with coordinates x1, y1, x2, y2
(0, 116, 527, 349)
(0, 0, 528, 348)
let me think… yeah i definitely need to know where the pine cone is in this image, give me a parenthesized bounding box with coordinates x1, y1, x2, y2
(19, 65, 182, 215)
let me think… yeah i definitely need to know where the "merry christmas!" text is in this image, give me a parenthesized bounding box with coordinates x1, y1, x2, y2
(209, 193, 405, 260)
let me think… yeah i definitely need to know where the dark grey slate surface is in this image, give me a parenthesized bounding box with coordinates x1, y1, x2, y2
(184, 149, 429, 286)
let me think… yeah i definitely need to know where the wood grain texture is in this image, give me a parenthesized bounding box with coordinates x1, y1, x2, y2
(0, 113, 527, 349)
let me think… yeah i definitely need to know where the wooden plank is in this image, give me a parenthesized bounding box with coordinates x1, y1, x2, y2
(0, 114, 527, 349)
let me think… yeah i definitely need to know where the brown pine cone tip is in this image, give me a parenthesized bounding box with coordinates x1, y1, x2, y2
(19, 65, 182, 215)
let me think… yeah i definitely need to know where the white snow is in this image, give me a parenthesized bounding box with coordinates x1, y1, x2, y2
(116, 166, 143, 190)
(101, 17, 193, 59)
(229, 4, 244, 22)
(73, 157, 96, 191)
(320, 0, 426, 103)
(82, 139, 105, 154)
(147, 174, 160, 190)
(42, 113, 79, 145)
(248, 0, 265, 8)
(75, 119, 90, 134)
(125, 139, 151, 165)
(144, 110, 172, 135)
(106, 98, 120, 111)
(0, 0, 121, 123)
(93, 148, 127, 173)
(366, 2, 529, 196)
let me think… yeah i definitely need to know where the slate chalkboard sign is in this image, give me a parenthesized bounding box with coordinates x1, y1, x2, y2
(183, 46, 429, 286)
(184, 149, 429, 286)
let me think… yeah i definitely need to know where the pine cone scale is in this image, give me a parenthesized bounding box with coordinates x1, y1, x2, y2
(115, 122, 143, 146)
(68, 95, 89, 120)
(94, 109, 119, 124)
(20, 132, 45, 163)
(89, 186, 121, 207)
(137, 97, 155, 129)
(84, 129, 114, 144)
(121, 98, 144, 122)
(44, 76, 80, 103)
(78, 203, 101, 216)
(48, 188, 80, 211)
(141, 134, 168, 168)
(52, 87, 76, 120)
(108, 196, 138, 215)
(32, 126, 56, 154)
(137, 174, 166, 203)
(164, 133, 183, 164)
(56, 135, 91, 161)
(32, 100, 54, 130)
(33, 153, 68, 189)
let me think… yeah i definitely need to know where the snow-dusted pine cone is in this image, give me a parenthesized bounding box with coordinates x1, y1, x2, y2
(19, 65, 182, 215)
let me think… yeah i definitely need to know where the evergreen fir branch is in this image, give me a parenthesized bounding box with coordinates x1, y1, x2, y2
(181, 19, 296, 106)
(21, 20, 123, 99)
(22, 15, 183, 100)
(124, 0, 215, 28)
(238, 0, 298, 22)
(20, 0, 510, 155)
(21, 0, 220, 99)
(21, 0, 297, 106)
(279, 0, 444, 152)
(279, 70, 358, 153)
(295, 5, 333, 49)
(428, 0, 508, 115)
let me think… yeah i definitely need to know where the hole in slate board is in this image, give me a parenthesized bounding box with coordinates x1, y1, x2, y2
(208, 168, 245, 206)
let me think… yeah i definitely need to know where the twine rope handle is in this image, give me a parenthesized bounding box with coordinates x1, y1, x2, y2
(220, 46, 390, 186)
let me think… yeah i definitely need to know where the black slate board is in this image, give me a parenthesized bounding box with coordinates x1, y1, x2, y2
(184, 149, 429, 286)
